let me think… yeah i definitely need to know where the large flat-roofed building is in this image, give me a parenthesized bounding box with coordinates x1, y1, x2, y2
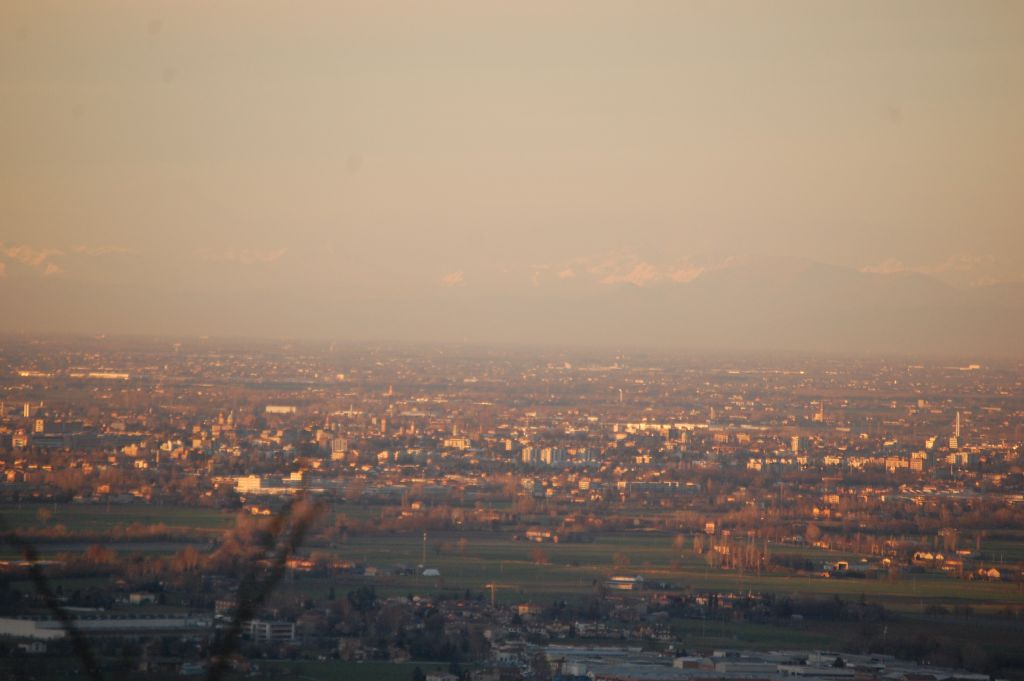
(244, 619, 295, 643)
(235, 475, 263, 493)
(0, 615, 210, 639)
(605, 575, 644, 591)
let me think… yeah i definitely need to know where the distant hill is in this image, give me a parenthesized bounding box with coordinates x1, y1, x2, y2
(406, 256, 1024, 356)
(2, 256, 1021, 357)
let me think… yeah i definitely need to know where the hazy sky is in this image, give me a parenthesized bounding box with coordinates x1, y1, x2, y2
(1, 1, 1022, 342)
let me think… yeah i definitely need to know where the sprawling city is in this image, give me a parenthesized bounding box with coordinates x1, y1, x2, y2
(4, 1, 1024, 680)
(1, 337, 1022, 679)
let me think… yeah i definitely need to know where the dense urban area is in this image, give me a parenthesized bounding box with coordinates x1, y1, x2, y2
(1, 336, 1023, 681)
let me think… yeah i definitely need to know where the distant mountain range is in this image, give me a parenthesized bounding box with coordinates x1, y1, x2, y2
(401, 256, 1024, 356)
(2, 256, 1021, 357)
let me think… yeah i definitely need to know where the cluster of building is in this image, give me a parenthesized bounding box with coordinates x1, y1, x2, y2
(536, 646, 990, 681)
(2, 342, 1020, 507)
(1, 339, 1023, 676)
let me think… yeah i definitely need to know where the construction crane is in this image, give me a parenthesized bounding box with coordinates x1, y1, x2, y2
(483, 582, 511, 608)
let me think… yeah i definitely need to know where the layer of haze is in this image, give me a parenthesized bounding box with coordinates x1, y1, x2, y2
(2, 1, 1023, 354)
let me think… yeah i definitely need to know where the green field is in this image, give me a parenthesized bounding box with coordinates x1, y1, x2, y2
(205, 527, 1024, 627)
(0, 502, 233, 534)
(5, 501, 1024, 617)
(0, 503, 234, 561)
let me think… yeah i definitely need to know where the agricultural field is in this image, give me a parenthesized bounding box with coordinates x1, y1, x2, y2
(5, 502, 1024, 617)
(0, 502, 233, 535)
(273, 527, 1024, 611)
